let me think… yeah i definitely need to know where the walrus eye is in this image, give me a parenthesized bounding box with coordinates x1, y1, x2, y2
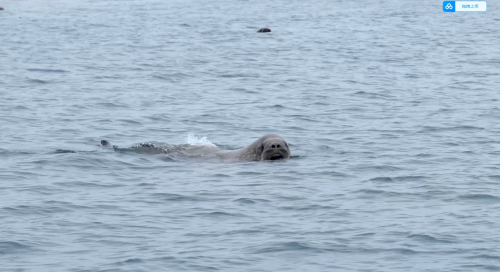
(259, 144, 265, 153)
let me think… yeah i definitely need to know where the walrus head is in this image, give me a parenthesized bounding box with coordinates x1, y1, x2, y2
(256, 134, 291, 161)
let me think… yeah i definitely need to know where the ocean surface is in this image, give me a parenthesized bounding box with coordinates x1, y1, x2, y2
(1, 0, 500, 271)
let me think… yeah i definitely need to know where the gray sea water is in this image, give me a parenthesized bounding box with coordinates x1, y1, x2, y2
(1, 0, 500, 271)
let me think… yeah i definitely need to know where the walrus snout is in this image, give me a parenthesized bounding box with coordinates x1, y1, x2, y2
(269, 153, 284, 160)
(270, 143, 283, 149)
(261, 138, 290, 161)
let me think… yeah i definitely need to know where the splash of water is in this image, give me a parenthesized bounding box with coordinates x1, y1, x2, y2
(185, 134, 217, 147)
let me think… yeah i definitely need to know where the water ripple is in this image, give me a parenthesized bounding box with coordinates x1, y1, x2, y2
(1, 0, 499, 271)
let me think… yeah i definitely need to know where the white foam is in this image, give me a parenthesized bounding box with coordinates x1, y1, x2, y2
(185, 134, 217, 147)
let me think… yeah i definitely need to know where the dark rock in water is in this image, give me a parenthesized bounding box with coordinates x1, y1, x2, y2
(257, 28, 271, 33)
(101, 140, 111, 146)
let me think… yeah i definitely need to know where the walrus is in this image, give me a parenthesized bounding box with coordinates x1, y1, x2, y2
(0, 7, 4, 10)
(101, 134, 290, 161)
(257, 28, 271, 33)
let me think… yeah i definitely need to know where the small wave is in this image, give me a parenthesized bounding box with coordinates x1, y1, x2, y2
(368, 177, 394, 183)
(459, 264, 500, 271)
(351, 91, 392, 99)
(487, 175, 500, 181)
(54, 149, 77, 154)
(218, 73, 259, 78)
(121, 258, 144, 264)
(16, 185, 64, 195)
(95, 102, 128, 108)
(468, 254, 500, 261)
(279, 204, 336, 211)
(185, 134, 217, 147)
(54, 180, 125, 189)
(160, 155, 178, 162)
(211, 173, 231, 178)
(367, 175, 427, 183)
(2, 205, 72, 215)
(118, 119, 142, 125)
(151, 193, 202, 202)
(419, 125, 485, 133)
(27, 78, 49, 84)
(12, 105, 29, 110)
(458, 194, 500, 203)
(196, 211, 248, 218)
(318, 145, 334, 151)
(252, 241, 323, 254)
(0, 149, 37, 156)
(233, 198, 270, 204)
(408, 234, 456, 244)
(27, 68, 68, 73)
(223, 229, 263, 236)
(0, 241, 35, 254)
(152, 72, 191, 81)
(233, 198, 257, 204)
(354, 189, 417, 198)
(236, 171, 265, 176)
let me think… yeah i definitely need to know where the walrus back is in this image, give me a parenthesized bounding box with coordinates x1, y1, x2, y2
(215, 147, 260, 162)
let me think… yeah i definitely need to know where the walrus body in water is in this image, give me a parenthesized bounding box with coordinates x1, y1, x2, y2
(101, 134, 291, 162)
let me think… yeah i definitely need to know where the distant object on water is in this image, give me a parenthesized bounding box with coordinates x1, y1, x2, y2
(0, 7, 4, 10)
(258, 28, 271, 33)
